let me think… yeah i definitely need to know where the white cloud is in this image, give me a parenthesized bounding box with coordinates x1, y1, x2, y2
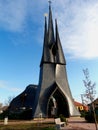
(0, 0, 98, 59)
(0, 80, 6, 88)
(54, 0, 98, 59)
(0, 0, 28, 32)
(0, 0, 47, 32)
(0, 80, 23, 103)
(0, 80, 22, 92)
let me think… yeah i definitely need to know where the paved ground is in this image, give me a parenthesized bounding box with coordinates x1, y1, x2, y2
(62, 117, 97, 130)
(0, 117, 97, 130)
(38, 117, 97, 130)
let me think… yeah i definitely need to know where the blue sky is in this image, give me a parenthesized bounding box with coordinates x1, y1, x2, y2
(0, 0, 98, 105)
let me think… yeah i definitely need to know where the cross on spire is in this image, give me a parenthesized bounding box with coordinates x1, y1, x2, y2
(48, 0, 52, 6)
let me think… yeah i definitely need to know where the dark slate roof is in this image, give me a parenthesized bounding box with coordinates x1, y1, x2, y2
(9, 84, 37, 111)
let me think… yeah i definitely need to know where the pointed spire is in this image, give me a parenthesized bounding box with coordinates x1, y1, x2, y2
(40, 3, 66, 66)
(48, 1, 55, 47)
(40, 16, 48, 66)
(40, 2, 55, 66)
(55, 19, 66, 65)
(44, 16, 48, 46)
(40, 15, 54, 66)
(48, 0, 52, 6)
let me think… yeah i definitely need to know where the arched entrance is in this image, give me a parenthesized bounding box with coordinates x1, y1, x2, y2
(47, 84, 70, 118)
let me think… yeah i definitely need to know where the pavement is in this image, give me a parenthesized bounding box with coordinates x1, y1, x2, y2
(0, 117, 98, 130)
(40, 117, 97, 130)
(32, 117, 98, 130)
(62, 117, 97, 130)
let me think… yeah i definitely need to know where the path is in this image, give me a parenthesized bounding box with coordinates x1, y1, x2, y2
(64, 117, 97, 130)
(0, 117, 97, 130)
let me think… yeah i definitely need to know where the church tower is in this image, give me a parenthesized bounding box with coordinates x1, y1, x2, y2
(33, 3, 80, 118)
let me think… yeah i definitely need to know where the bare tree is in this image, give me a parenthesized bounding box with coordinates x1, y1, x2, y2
(83, 68, 96, 104)
(82, 68, 97, 130)
(0, 103, 3, 111)
(0, 103, 2, 108)
(4, 96, 14, 106)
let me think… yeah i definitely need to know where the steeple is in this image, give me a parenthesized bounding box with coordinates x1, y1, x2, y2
(40, 3, 66, 66)
(48, 2, 55, 47)
(40, 2, 55, 66)
(40, 16, 48, 66)
(35, 2, 80, 118)
(55, 19, 66, 64)
(8, 2, 80, 119)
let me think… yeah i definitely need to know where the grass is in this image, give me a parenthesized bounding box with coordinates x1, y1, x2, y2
(0, 120, 55, 130)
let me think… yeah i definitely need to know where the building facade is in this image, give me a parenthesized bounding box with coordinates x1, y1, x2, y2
(8, 3, 80, 119)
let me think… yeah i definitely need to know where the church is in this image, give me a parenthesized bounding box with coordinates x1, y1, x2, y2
(8, 3, 80, 119)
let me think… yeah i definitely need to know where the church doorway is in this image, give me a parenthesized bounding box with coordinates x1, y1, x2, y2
(47, 86, 70, 118)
